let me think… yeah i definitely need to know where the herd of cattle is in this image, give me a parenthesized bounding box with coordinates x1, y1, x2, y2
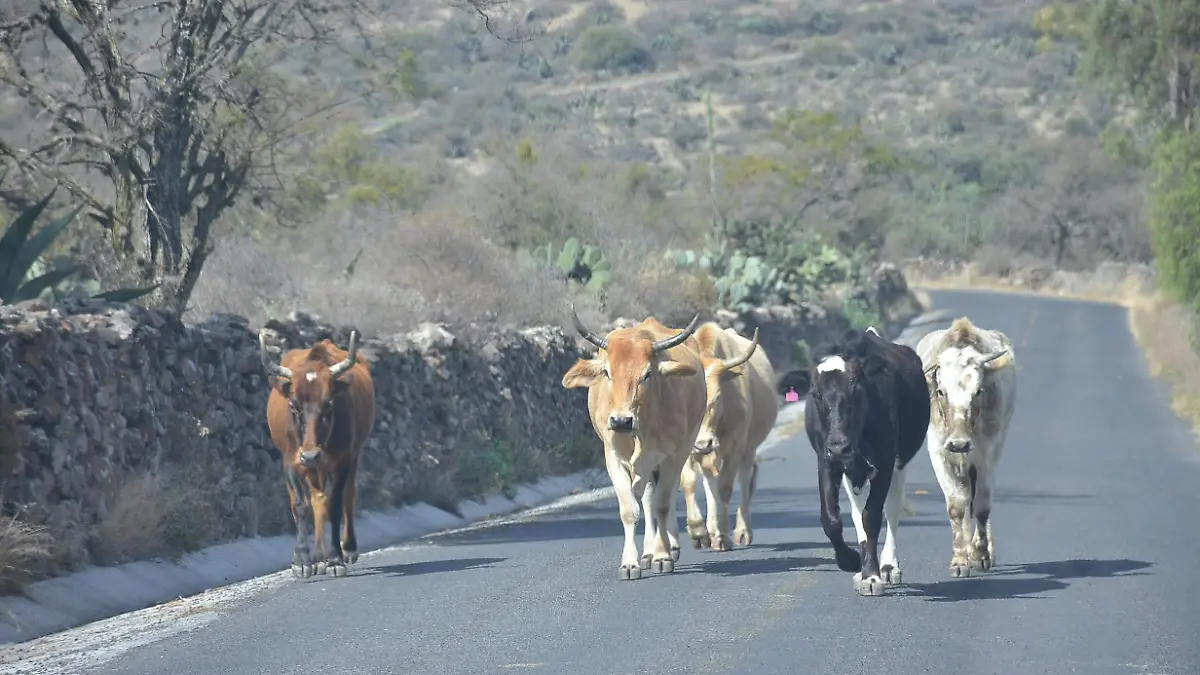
(255, 308, 1016, 596)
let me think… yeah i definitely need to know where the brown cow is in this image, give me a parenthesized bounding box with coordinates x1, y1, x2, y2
(680, 324, 778, 552)
(562, 308, 707, 581)
(260, 330, 376, 579)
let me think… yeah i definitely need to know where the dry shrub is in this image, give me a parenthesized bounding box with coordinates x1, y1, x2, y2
(90, 470, 220, 565)
(190, 203, 577, 334)
(191, 135, 711, 333)
(0, 514, 53, 594)
(91, 473, 169, 564)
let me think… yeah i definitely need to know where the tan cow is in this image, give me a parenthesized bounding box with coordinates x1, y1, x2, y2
(680, 323, 778, 553)
(562, 308, 707, 581)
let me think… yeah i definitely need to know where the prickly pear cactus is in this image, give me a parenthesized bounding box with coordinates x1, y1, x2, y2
(523, 238, 613, 292)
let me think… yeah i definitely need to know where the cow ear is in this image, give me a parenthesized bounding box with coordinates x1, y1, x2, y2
(332, 377, 352, 399)
(657, 360, 698, 378)
(562, 359, 604, 389)
(273, 377, 292, 399)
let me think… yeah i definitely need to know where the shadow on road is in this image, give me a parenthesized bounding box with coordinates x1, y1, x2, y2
(356, 557, 506, 578)
(682, 555, 832, 577)
(904, 558, 1152, 602)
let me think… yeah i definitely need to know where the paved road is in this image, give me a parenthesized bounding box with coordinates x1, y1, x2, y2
(15, 289, 1200, 675)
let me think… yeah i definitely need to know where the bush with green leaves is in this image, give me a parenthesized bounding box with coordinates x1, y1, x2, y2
(573, 25, 654, 74)
(0, 189, 158, 305)
(662, 216, 870, 312)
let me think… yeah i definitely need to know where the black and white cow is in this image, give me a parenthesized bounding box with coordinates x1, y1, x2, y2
(802, 326, 931, 596)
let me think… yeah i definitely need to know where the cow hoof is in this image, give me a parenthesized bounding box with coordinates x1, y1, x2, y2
(291, 564, 314, 579)
(880, 565, 903, 585)
(734, 529, 752, 546)
(316, 561, 329, 575)
(969, 557, 993, 572)
(619, 564, 643, 581)
(670, 546, 681, 563)
(691, 534, 711, 550)
(711, 535, 734, 552)
(639, 554, 653, 570)
(344, 550, 359, 565)
(853, 573, 888, 597)
(834, 547, 862, 573)
(949, 563, 972, 578)
(329, 563, 348, 578)
(651, 558, 675, 574)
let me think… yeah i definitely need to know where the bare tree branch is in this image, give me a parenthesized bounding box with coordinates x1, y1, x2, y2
(0, 0, 384, 314)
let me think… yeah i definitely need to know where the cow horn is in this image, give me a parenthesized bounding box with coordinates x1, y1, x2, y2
(651, 313, 701, 353)
(719, 327, 760, 371)
(328, 330, 360, 378)
(979, 349, 1009, 367)
(570, 304, 608, 351)
(258, 331, 293, 380)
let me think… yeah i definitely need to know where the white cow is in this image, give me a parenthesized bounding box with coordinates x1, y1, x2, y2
(916, 317, 1016, 578)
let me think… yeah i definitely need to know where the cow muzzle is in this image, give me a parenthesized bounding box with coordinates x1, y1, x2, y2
(692, 436, 718, 456)
(824, 438, 853, 462)
(608, 413, 636, 434)
(299, 448, 323, 466)
(945, 439, 972, 454)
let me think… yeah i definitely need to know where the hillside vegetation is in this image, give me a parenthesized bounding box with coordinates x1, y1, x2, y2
(0, 0, 1149, 337)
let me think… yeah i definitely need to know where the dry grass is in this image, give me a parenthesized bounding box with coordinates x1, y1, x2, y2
(90, 470, 221, 565)
(0, 514, 53, 594)
(189, 137, 710, 335)
(907, 261, 1200, 441)
(1127, 293, 1200, 434)
(91, 474, 172, 565)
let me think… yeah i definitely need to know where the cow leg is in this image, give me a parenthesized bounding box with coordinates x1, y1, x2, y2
(286, 466, 315, 579)
(817, 460, 860, 574)
(606, 453, 644, 580)
(840, 474, 869, 549)
(306, 470, 334, 575)
(700, 465, 720, 544)
(681, 457, 711, 550)
(341, 460, 359, 565)
(733, 456, 758, 546)
(945, 494, 972, 578)
(648, 452, 688, 573)
(928, 437, 973, 578)
(317, 470, 348, 578)
(879, 462, 907, 586)
(968, 465, 995, 572)
(639, 473, 657, 570)
(708, 458, 737, 552)
(851, 466, 891, 597)
(663, 472, 682, 562)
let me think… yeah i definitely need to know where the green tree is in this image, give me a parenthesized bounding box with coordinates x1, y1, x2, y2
(1148, 131, 1200, 310)
(1077, 1, 1200, 306)
(1082, 0, 1200, 133)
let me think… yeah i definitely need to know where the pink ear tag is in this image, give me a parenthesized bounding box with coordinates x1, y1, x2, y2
(785, 387, 800, 403)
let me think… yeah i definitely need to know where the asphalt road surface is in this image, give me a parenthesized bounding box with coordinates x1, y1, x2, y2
(14, 289, 1200, 675)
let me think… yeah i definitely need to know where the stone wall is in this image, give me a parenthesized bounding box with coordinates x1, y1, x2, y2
(0, 263, 922, 583)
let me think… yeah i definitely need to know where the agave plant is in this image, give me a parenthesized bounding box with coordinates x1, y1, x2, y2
(0, 188, 158, 305)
